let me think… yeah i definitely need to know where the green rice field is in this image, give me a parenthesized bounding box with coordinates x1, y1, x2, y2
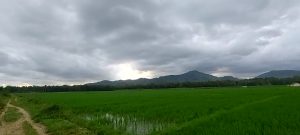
(15, 86, 300, 135)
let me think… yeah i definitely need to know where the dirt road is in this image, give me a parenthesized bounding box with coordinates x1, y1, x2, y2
(0, 100, 47, 135)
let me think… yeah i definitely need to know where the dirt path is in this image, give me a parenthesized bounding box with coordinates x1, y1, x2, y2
(0, 103, 8, 126)
(0, 100, 47, 135)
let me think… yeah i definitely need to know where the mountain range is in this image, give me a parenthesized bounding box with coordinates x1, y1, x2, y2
(87, 70, 238, 86)
(255, 70, 300, 78)
(87, 70, 300, 87)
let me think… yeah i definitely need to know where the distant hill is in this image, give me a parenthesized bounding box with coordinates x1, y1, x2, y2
(87, 70, 239, 86)
(256, 70, 300, 78)
(154, 70, 218, 83)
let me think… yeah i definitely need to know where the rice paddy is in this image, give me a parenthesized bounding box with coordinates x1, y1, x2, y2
(15, 86, 300, 135)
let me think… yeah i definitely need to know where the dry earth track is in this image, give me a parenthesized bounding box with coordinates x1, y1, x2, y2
(0, 100, 47, 135)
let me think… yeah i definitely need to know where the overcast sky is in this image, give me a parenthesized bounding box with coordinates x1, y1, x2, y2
(1, 0, 300, 86)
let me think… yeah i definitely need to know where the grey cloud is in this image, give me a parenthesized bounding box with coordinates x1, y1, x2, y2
(0, 0, 300, 85)
(171, 0, 298, 26)
(0, 52, 10, 66)
(76, 0, 160, 37)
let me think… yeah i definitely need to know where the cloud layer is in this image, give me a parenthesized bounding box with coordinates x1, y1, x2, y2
(1, 0, 300, 85)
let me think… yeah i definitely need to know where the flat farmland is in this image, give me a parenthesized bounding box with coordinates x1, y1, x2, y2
(15, 86, 300, 135)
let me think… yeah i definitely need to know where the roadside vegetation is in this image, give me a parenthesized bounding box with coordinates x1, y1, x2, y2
(0, 88, 10, 118)
(0, 89, 10, 128)
(23, 121, 38, 135)
(14, 86, 300, 135)
(3, 107, 22, 122)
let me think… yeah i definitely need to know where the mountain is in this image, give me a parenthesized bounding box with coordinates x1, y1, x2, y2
(153, 70, 218, 83)
(87, 70, 239, 86)
(256, 70, 300, 78)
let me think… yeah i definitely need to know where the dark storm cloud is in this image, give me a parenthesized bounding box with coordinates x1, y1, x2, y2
(0, 0, 300, 85)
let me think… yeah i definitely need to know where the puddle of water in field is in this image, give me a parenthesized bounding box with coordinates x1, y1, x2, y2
(82, 113, 171, 135)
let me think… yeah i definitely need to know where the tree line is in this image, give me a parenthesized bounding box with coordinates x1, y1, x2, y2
(1, 77, 300, 93)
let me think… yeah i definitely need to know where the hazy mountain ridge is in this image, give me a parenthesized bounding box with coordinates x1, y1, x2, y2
(256, 70, 300, 78)
(86, 70, 238, 86)
(87, 70, 300, 87)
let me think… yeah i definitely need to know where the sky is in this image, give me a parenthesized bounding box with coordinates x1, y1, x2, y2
(1, 0, 300, 86)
